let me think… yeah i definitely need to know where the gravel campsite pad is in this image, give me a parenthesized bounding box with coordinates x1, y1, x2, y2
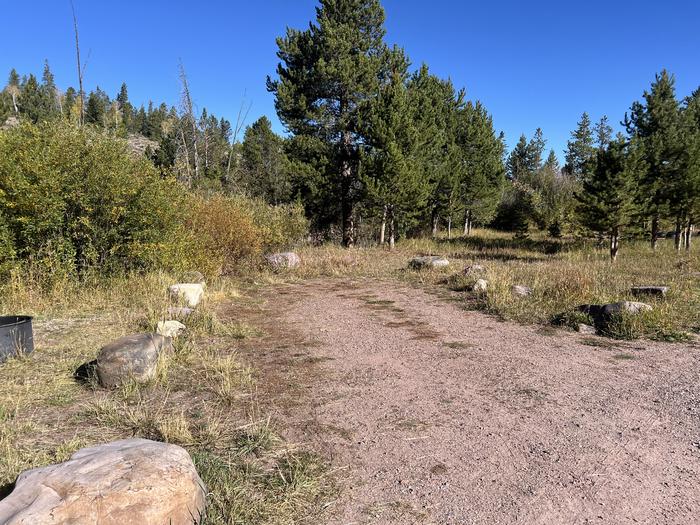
(230, 278, 700, 524)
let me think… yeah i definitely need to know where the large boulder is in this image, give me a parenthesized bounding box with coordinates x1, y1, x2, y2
(96, 333, 170, 388)
(0, 438, 206, 525)
(265, 252, 301, 270)
(157, 320, 186, 338)
(170, 283, 205, 308)
(602, 301, 653, 315)
(409, 256, 449, 270)
(631, 285, 669, 298)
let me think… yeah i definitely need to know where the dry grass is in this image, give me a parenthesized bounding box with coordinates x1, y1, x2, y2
(0, 271, 330, 523)
(266, 229, 699, 341)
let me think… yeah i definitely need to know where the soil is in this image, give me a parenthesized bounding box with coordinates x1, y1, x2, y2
(228, 278, 700, 524)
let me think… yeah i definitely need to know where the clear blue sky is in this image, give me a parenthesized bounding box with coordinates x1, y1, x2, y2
(3, 1, 700, 160)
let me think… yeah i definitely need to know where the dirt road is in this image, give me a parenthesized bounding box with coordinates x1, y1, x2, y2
(233, 278, 700, 524)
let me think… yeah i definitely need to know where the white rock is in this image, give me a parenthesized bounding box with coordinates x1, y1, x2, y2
(409, 256, 450, 270)
(472, 279, 489, 292)
(170, 283, 205, 308)
(0, 438, 206, 525)
(577, 323, 597, 335)
(265, 252, 301, 270)
(512, 284, 532, 297)
(157, 320, 186, 338)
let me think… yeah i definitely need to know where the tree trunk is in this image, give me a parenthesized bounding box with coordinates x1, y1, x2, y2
(447, 216, 452, 239)
(685, 222, 694, 251)
(674, 218, 682, 252)
(431, 211, 439, 238)
(340, 157, 354, 247)
(11, 92, 18, 114)
(388, 207, 395, 250)
(610, 230, 619, 262)
(651, 215, 659, 250)
(379, 205, 387, 245)
(463, 210, 472, 236)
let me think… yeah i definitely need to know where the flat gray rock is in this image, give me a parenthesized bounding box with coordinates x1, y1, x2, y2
(96, 333, 170, 388)
(512, 284, 532, 297)
(602, 301, 653, 316)
(631, 286, 669, 298)
(577, 323, 597, 335)
(409, 256, 449, 270)
(0, 438, 206, 525)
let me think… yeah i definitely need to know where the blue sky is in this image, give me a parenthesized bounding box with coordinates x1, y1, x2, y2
(3, 1, 700, 160)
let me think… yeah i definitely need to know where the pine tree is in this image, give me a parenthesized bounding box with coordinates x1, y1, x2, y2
(594, 115, 613, 150)
(577, 137, 645, 261)
(85, 87, 110, 126)
(528, 127, 546, 169)
(564, 112, 594, 177)
(507, 135, 531, 180)
(18, 74, 42, 123)
(361, 47, 429, 247)
(116, 83, 133, 133)
(38, 61, 59, 120)
(268, 0, 388, 246)
(240, 116, 292, 204)
(625, 70, 683, 249)
(455, 101, 506, 235)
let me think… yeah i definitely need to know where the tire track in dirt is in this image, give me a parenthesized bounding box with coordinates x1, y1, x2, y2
(229, 278, 700, 525)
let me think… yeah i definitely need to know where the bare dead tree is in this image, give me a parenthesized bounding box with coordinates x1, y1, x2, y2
(70, 1, 85, 125)
(178, 62, 200, 185)
(225, 96, 252, 185)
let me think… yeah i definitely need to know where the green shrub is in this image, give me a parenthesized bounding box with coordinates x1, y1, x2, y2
(0, 121, 185, 278)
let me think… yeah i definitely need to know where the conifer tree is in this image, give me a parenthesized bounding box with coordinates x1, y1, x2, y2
(577, 137, 645, 261)
(18, 74, 42, 123)
(594, 115, 613, 150)
(240, 116, 292, 205)
(507, 135, 531, 180)
(39, 61, 59, 120)
(268, 0, 388, 246)
(564, 112, 594, 177)
(361, 47, 429, 247)
(625, 70, 683, 249)
(456, 101, 505, 234)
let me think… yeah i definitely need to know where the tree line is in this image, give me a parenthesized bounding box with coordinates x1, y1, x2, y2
(1, 0, 698, 259)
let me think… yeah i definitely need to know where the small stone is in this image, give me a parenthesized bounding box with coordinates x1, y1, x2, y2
(409, 256, 450, 270)
(157, 320, 186, 338)
(169, 283, 205, 308)
(96, 333, 170, 388)
(0, 438, 206, 525)
(266, 252, 301, 270)
(168, 306, 194, 319)
(472, 279, 489, 292)
(463, 264, 485, 274)
(512, 285, 532, 297)
(631, 286, 669, 298)
(602, 301, 653, 316)
(577, 323, 597, 335)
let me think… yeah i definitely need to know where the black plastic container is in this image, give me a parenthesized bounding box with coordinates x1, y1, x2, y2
(0, 316, 34, 362)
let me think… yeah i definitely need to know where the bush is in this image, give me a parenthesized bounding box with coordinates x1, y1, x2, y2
(0, 122, 309, 282)
(0, 121, 185, 278)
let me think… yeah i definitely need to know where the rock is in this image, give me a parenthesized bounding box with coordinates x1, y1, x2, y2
(577, 323, 597, 335)
(472, 279, 489, 292)
(1, 116, 20, 131)
(462, 264, 485, 274)
(266, 252, 301, 270)
(602, 301, 653, 316)
(170, 283, 205, 308)
(631, 285, 669, 298)
(512, 284, 532, 297)
(157, 320, 186, 338)
(96, 333, 170, 388)
(168, 306, 194, 319)
(0, 438, 206, 525)
(182, 271, 206, 284)
(409, 256, 450, 270)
